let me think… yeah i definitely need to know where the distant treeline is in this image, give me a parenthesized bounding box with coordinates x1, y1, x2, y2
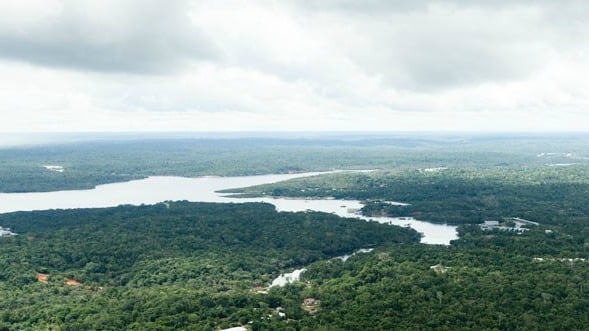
(1, 135, 588, 192)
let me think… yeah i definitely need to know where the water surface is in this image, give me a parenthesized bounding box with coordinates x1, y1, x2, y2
(0, 173, 457, 244)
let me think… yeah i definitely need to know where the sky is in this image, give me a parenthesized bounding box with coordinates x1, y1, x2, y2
(0, 0, 588, 132)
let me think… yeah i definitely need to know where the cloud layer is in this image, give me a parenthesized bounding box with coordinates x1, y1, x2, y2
(0, 0, 215, 73)
(0, 0, 587, 132)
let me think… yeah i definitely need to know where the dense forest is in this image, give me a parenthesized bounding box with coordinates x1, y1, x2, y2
(0, 202, 418, 330)
(1, 134, 588, 193)
(1, 201, 588, 330)
(295, 239, 589, 330)
(1, 134, 589, 330)
(226, 165, 589, 226)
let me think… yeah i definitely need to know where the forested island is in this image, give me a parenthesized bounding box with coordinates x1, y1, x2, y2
(1, 134, 589, 330)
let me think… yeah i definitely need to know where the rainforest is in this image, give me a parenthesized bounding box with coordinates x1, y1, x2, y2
(1, 134, 588, 330)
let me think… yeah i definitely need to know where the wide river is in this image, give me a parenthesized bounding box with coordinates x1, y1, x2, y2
(0, 172, 457, 244)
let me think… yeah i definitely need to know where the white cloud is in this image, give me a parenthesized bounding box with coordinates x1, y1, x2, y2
(0, 0, 216, 73)
(0, 0, 587, 132)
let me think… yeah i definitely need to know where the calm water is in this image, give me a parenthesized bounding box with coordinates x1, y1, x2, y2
(0, 173, 457, 244)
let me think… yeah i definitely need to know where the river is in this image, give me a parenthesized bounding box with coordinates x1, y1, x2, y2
(0, 172, 457, 244)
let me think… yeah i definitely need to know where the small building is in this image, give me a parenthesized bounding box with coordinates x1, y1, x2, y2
(480, 218, 538, 233)
(36, 273, 49, 284)
(65, 278, 81, 286)
(302, 298, 320, 315)
(480, 220, 500, 230)
(0, 226, 17, 237)
(511, 217, 539, 226)
(430, 264, 448, 274)
(250, 286, 268, 294)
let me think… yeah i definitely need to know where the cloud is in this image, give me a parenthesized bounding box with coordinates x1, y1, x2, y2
(209, 1, 584, 93)
(0, 0, 216, 74)
(0, 0, 588, 132)
(270, 1, 562, 91)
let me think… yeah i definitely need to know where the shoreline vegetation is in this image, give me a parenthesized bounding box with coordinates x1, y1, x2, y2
(0, 135, 588, 330)
(1, 134, 589, 193)
(0, 201, 420, 330)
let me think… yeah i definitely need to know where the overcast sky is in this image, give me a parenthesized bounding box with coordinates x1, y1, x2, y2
(0, 0, 587, 132)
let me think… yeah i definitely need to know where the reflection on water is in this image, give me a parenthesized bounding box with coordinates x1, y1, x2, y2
(0, 172, 457, 244)
(336, 248, 374, 262)
(270, 268, 307, 287)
